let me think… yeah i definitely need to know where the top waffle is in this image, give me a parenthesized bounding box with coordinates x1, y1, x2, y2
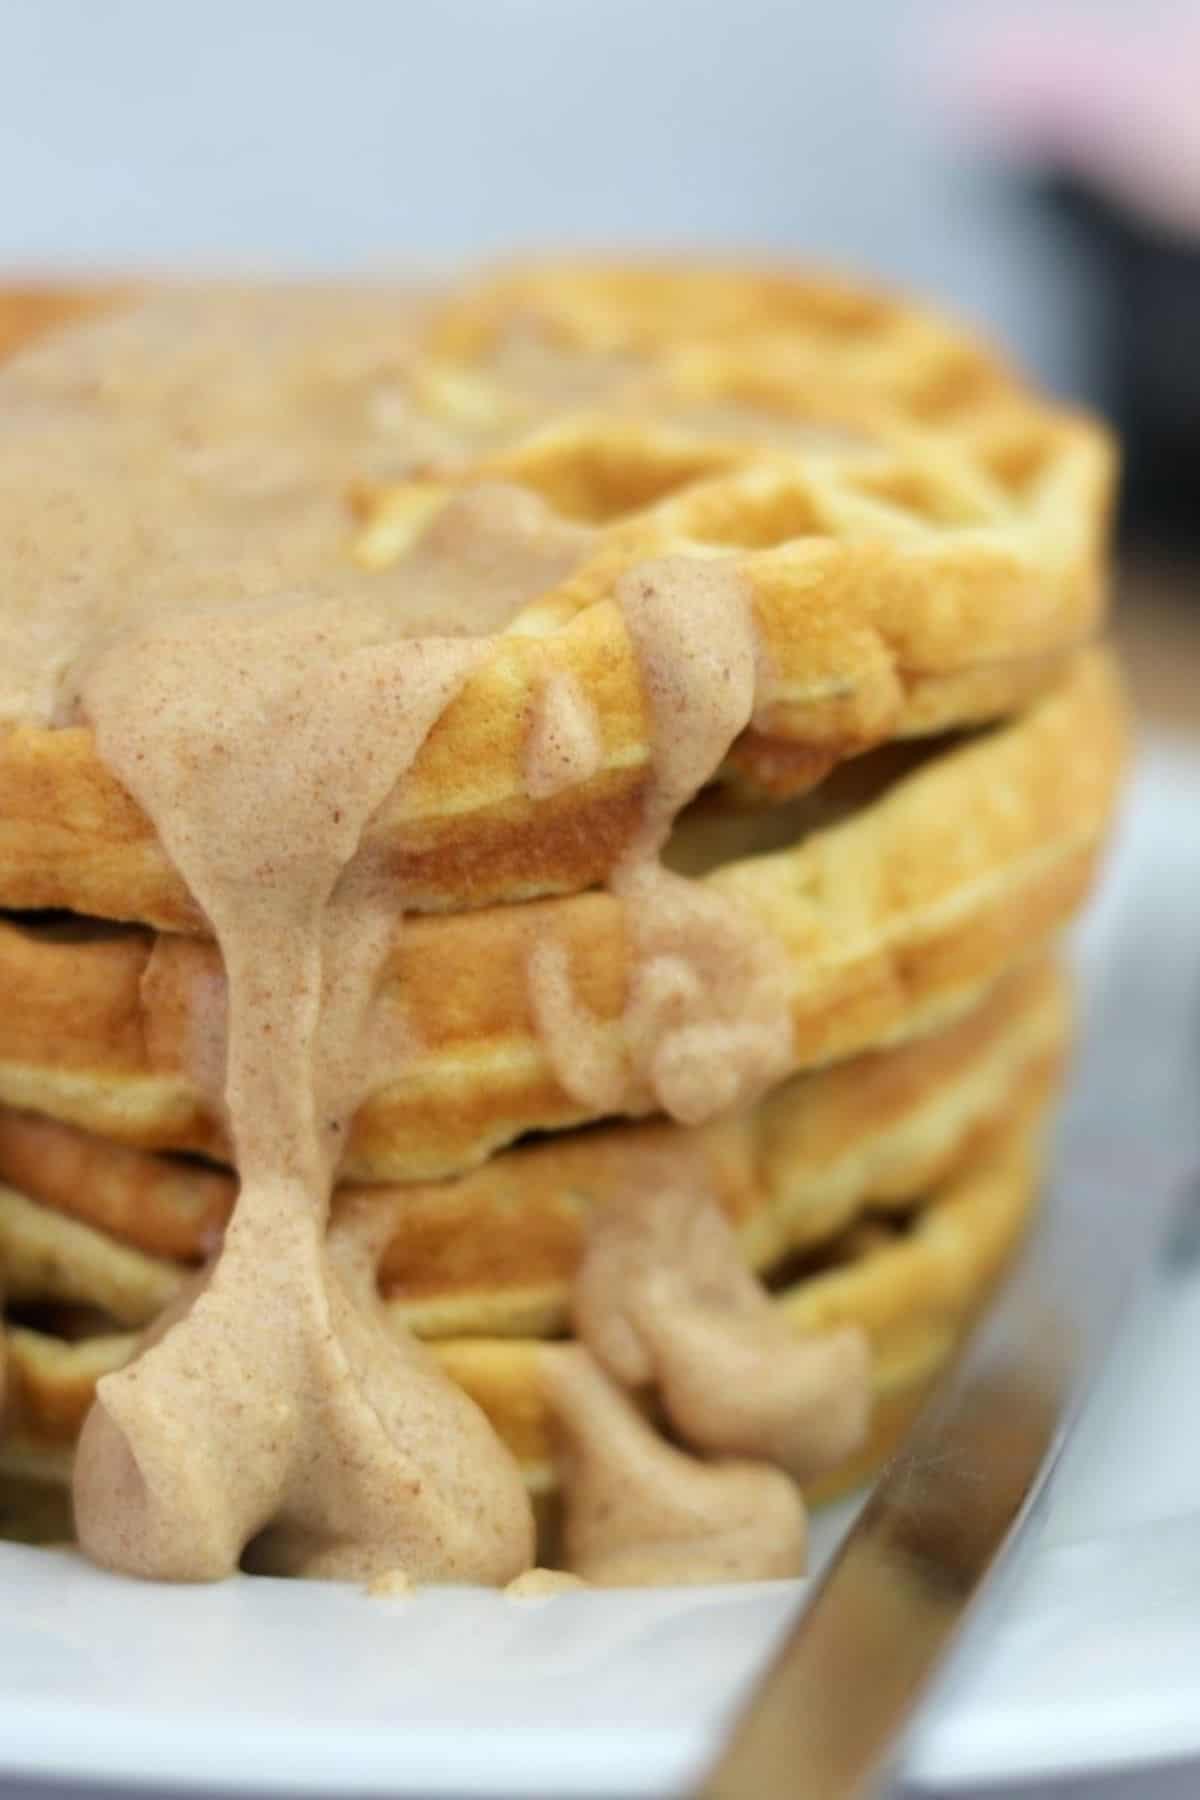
(0, 261, 1114, 933)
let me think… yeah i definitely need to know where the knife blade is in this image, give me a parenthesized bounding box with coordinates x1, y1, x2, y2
(696, 816, 1200, 1800)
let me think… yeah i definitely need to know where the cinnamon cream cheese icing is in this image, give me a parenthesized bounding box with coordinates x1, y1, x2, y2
(541, 1347, 808, 1586)
(521, 671, 604, 800)
(528, 560, 795, 1125)
(0, 287, 868, 1586)
(572, 1178, 872, 1481)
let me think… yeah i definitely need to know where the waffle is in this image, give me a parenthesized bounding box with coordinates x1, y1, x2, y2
(0, 1084, 1050, 1515)
(0, 266, 1121, 1584)
(0, 652, 1121, 1181)
(0, 953, 1065, 1334)
(0, 262, 1114, 932)
(0, 284, 127, 363)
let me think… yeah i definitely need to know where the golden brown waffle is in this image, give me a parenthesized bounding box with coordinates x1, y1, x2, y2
(425, 260, 1063, 442)
(0, 651, 1122, 1179)
(0, 284, 128, 363)
(0, 269, 1115, 1572)
(0, 1086, 1049, 1511)
(0, 262, 1114, 931)
(0, 955, 1066, 1339)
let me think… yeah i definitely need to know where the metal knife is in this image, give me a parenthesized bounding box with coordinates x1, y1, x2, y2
(696, 823, 1200, 1800)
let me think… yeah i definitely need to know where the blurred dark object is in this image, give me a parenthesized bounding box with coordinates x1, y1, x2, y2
(1041, 176, 1200, 551)
(1114, 551, 1200, 732)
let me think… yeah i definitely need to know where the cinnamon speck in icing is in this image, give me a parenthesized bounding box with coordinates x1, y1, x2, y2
(0, 285, 870, 1587)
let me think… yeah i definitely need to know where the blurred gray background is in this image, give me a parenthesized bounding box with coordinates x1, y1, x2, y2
(0, 0, 1140, 396)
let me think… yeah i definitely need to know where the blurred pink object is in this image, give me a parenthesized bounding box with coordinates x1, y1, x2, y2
(933, 9, 1200, 239)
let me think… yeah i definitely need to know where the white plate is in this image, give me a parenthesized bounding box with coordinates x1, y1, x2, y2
(2, 746, 1199, 1798)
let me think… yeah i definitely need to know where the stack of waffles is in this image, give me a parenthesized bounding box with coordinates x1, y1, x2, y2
(0, 263, 1124, 1578)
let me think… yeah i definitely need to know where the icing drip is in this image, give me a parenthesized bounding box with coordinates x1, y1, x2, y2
(572, 1185, 872, 1479)
(528, 559, 794, 1126)
(522, 671, 604, 799)
(544, 1175, 871, 1584)
(541, 1346, 807, 1587)
(73, 598, 536, 1581)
